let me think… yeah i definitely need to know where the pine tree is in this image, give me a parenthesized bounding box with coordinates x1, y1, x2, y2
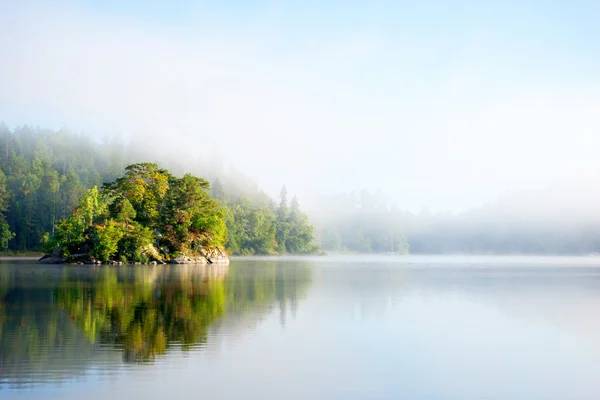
(212, 177, 226, 202)
(278, 186, 288, 220)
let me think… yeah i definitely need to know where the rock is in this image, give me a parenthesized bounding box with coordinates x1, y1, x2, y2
(37, 247, 66, 264)
(37, 255, 66, 264)
(171, 256, 190, 264)
(168, 248, 230, 264)
(173, 255, 207, 264)
(38, 245, 229, 265)
(207, 249, 230, 264)
(149, 256, 166, 264)
(70, 253, 89, 261)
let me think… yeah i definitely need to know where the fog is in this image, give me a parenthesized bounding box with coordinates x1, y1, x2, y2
(1, 0, 600, 214)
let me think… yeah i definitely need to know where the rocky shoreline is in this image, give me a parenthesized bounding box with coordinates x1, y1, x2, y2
(37, 248, 230, 265)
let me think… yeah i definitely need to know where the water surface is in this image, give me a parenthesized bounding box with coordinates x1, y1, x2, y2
(2, 255, 600, 399)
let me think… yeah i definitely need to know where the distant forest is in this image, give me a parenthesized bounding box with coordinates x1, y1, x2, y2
(0, 124, 317, 255)
(313, 190, 600, 255)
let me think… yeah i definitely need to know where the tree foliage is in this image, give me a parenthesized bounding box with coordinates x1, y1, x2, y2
(313, 190, 410, 254)
(0, 125, 318, 256)
(0, 124, 118, 251)
(224, 186, 318, 255)
(0, 169, 14, 251)
(45, 163, 228, 262)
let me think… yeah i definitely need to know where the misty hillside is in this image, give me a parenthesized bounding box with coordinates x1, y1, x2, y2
(0, 124, 317, 255)
(310, 184, 600, 255)
(2, 124, 600, 256)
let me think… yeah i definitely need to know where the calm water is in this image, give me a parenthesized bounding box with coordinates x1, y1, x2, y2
(2, 255, 600, 399)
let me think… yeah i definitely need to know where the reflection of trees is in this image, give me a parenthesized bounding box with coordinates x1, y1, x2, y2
(0, 266, 98, 386)
(56, 264, 229, 362)
(0, 259, 313, 384)
(225, 261, 312, 327)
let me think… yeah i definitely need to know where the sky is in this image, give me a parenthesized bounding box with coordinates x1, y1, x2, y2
(1, 0, 599, 212)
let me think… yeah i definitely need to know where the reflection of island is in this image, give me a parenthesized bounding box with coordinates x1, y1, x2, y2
(0, 261, 312, 385)
(55, 264, 230, 362)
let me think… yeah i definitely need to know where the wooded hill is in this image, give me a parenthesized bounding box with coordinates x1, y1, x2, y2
(0, 124, 318, 257)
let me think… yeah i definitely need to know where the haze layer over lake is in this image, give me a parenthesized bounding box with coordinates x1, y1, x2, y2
(2, 255, 600, 399)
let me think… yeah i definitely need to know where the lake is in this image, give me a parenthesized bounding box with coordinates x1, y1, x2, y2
(2, 255, 600, 399)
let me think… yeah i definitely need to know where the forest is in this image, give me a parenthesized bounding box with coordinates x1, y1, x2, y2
(0, 124, 317, 256)
(4, 124, 600, 256)
(313, 189, 600, 255)
(309, 190, 410, 254)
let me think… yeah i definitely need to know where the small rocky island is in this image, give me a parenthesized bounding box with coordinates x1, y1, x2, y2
(39, 163, 229, 265)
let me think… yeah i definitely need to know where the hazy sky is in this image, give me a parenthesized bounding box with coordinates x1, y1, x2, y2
(1, 0, 599, 211)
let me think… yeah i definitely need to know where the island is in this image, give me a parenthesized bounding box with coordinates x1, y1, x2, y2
(39, 163, 229, 265)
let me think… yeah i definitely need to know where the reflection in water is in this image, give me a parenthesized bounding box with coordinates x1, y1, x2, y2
(0, 261, 312, 386)
(0, 266, 100, 387)
(399, 265, 600, 341)
(225, 260, 311, 327)
(4, 256, 600, 399)
(55, 265, 228, 362)
(313, 260, 600, 337)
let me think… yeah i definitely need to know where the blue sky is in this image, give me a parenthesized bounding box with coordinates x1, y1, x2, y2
(1, 0, 600, 211)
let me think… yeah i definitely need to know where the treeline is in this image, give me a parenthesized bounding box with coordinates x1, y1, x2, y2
(218, 185, 318, 255)
(403, 208, 600, 255)
(310, 190, 410, 254)
(311, 189, 600, 255)
(0, 124, 317, 255)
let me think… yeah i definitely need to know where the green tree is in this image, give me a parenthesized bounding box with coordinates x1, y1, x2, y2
(45, 164, 228, 262)
(92, 220, 125, 261)
(117, 223, 154, 261)
(78, 186, 104, 227)
(104, 163, 170, 226)
(161, 174, 226, 253)
(0, 170, 14, 251)
(289, 195, 299, 222)
(53, 214, 86, 257)
(0, 126, 319, 256)
(211, 178, 227, 202)
(226, 197, 277, 255)
(278, 186, 288, 220)
(111, 197, 136, 225)
(0, 220, 14, 252)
